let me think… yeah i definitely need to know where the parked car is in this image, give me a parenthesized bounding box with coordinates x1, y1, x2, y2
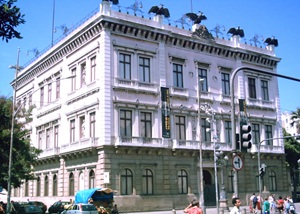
(27, 201, 47, 213)
(48, 201, 72, 214)
(18, 204, 44, 214)
(65, 204, 98, 214)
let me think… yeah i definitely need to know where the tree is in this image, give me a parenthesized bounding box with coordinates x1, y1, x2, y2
(284, 129, 300, 168)
(290, 107, 300, 135)
(283, 128, 300, 200)
(0, 0, 25, 42)
(0, 96, 41, 190)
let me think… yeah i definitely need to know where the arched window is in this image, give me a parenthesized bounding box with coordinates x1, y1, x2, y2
(44, 176, 49, 196)
(121, 168, 133, 195)
(79, 172, 84, 190)
(36, 177, 41, 196)
(89, 170, 95, 189)
(53, 174, 57, 196)
(69, 173, 75, 196)
(142, 169, 153, 195)
(269, 170, 277, 191)
(178, 169, 188, 194)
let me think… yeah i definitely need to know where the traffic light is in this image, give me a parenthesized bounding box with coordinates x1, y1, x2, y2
(240, 123, 252, 152)
(259, 164, 267, 177)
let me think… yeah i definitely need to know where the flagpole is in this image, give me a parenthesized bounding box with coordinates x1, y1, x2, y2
(51, 0, 55, 46)
(190, 0, 193, 12)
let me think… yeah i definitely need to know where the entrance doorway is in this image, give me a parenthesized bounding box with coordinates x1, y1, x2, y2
(203, 170, 216, 206)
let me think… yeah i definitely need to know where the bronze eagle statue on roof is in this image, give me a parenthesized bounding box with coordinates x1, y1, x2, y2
(185, 11, 207, 24)
(227, 26, 245, 38)
(264, 37, 278, 47)
(148, 4, 170, 18)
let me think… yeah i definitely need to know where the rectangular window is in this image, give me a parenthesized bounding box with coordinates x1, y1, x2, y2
(119, 53, 131, 79)
(221, 73, 230, 95)
(173, 63, 183, 88)
(79, 116, 85, 139)
(81, 63, 86, 87)
(175, 115, 186, 140)
(265, 125, 273, 146)
(71, 68, 76, 92)
(40, 87, 44, 107)
(46, 128, 51, 149)
(198, 68, 208, 92)
(90, 112, 96, 138)
(139, 57, 150, 82)
(252, 123, 260, 145)
(56, 78, 60, 99)
(140, 112, 152, 138)
(248, 77, 257, 99)
(201, 118, 211, 142)
(38, 131, 43, 149)
(48, 83, 52, 103)
(54, 125, 59, 147)
(70, 119, 75, 142)
(90, 56, 96, 82)
(261, 80, 269, 101)
(120, 110, 132, 137)
(224, 121, 232, 144)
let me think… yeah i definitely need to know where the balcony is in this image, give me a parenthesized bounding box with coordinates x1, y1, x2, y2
(114, 136, 170, 148)
(60, 138, 98, 154)
(113, 78, 159, 95)
(172, 139, 232, 151)
(169, 87, 189, 99)
(38, 147, 60, 159)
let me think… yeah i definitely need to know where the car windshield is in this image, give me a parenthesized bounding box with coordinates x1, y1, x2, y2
(82, 205, 97, 211)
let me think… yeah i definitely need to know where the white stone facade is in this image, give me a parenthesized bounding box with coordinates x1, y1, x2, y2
(11, 1, 290, 212)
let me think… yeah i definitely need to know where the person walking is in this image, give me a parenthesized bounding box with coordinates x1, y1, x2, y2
(230, 197, 242, 214)
(263, 197, 270, 214)
(250, 193, 258, 213)
(184, 199, 203, 214)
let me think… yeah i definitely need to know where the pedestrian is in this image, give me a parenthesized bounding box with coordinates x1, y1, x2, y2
(268, 194, 275, 214)
(250, 193, 258, 213)
(230, 197, 242, 214)
(263, 197, 270, 214)
(184, 198, 203, 214)
(276, 196, 284, 214)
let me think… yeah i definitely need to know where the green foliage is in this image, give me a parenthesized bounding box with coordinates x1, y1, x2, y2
(290, 108, 300, 135)
(0, 0, 25, 42)
(0, 96, 41, 190)
(283, 128, 300, 170)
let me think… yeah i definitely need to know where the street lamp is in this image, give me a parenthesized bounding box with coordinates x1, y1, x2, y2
(6, 48, 75, 213)
(198, 78, 206, 214)
(7, 48, 21, 214)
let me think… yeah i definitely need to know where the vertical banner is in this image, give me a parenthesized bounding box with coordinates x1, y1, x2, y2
(161, 87, 170, 138)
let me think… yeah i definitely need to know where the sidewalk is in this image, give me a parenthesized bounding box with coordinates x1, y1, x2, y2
(121, 206, 249, 214)
(121, 203, 300, 213)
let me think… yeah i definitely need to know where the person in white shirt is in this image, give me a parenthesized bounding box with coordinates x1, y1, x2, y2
(230, 197, 242, 214)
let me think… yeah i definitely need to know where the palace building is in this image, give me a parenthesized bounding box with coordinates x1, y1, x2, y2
(12, 1, 289, 212)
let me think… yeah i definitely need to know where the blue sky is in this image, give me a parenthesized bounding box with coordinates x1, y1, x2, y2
(1, 0, 300, 113)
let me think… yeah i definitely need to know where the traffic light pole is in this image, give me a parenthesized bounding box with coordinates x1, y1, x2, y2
(257, 135, 300, 207)
(230, 66, 300, 197)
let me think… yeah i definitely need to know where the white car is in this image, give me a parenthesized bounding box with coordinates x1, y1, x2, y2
(65, 204, 98, 214)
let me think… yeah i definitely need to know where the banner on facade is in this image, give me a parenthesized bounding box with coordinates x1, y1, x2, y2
(161, 87, 170, 138)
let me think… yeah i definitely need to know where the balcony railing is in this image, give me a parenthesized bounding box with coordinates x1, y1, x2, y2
(114, 136, 170, 148)
(60, 138, 98, 153)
